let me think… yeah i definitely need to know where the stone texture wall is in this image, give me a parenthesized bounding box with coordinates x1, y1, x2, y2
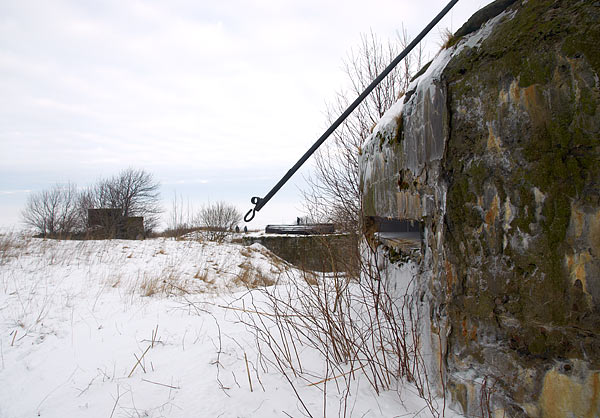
(360, 0, 600, 416)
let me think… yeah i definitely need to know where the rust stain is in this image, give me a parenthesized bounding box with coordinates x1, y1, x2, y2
(568, 252, 591, 293)
(485, 194, 500, 226)
(575, 261, 587, 283)
(445, 260, 454, 293)
(566, 254, 574, 270)
(588, 373, 600, 418)
(523, 85, 538, 108)
(470, 324, 478, 341)
(460, 319, 477, 342)
(523, 85, 548, 126)
(509, 79, 521, 102)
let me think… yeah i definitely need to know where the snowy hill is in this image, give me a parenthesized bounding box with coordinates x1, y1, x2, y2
(0, 233, 455, 418)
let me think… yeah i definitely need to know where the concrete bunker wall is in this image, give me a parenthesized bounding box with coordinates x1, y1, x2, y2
(243, 234, 358, 273)
(359, 1, 600, 416)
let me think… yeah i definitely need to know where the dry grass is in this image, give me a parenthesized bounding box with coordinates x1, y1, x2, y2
(440, 27, 460, 49)
(0, 230, 29, 265)
(246, 245, 291, 275)
(139, 273, 164, 297)
(138, 266, 203, 297)
(233, 262, 276, 289)
(110, 276, 122, 288)
(239, 247, 252, 258)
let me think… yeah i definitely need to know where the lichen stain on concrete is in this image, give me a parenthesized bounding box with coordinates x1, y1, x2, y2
(396, 190, 422, 220)
(460, 318, 477, 342)
(533, 187, 546, 222)
(509, 78, 521, 102)
(485, 194, 500, 226)
(503, 196, 514, 232)
(539, 369, 600, 418)
(570, 205, 586, 239)
(565, 252, 591, 293)
(445, 259, 455, 293)
(486, 122, 503, 153)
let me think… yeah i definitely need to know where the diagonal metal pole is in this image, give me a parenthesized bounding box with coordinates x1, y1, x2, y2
(244, 0, 460, 222)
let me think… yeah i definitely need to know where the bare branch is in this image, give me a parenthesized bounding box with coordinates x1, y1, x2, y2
(303, 29, 423, 233)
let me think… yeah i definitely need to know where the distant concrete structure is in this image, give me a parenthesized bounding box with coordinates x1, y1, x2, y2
(265, 223, 335, 235)
(243, 232, 357, 272)
(87, 208, 122, 228)
(124, 217, 144, 239)
(87, 208, 144, 239)
(241, 222, 350, 272)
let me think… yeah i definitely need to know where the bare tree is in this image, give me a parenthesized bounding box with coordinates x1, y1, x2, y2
(84, 168, 162, 233)
(165, 191, 196, 237)
(196, 201, 242, 242)
(303, 29, 422, 232)
(76, 186, 96, 230)
(21, 183, 80, 237)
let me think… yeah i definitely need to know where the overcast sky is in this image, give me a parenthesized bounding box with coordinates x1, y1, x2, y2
(0, 0, 487, 229)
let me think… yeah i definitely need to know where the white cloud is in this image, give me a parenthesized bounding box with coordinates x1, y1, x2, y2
(0, 189, 31, 196)
(0, 0, 488, 226)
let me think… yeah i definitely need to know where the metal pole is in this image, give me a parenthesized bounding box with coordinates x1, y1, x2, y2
(245, 0, 460, 222)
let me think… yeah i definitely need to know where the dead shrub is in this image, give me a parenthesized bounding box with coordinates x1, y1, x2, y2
(238, 237, 440, 417)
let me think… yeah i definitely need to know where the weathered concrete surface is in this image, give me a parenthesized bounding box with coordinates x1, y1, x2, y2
(360, 0, 600, 416)
(243, 234, 358, 273)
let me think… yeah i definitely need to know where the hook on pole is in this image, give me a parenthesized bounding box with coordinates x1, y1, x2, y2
(244, 208, 256, 222)
(244, 196, 263, 223)
(243, 0, 460, 223)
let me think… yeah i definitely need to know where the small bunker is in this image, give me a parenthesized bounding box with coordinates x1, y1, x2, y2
(87, 208, 144, 239)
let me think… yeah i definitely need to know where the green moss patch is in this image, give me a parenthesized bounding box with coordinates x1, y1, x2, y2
(441, 0, 600, 365)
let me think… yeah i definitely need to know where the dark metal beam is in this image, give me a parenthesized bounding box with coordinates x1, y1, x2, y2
(244, 0, 460, 222)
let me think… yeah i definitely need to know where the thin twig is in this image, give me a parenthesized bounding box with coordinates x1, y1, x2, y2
(151, 324, 159, 348)
(307, 364, 367, 387)
(217, 305, 300, 318)
(128, 345, 151, 378)
(133, 352, 147, 373)
(141, 378, 180, 390)
(109, 385, 121, 418)
(244, 352, 253, 392)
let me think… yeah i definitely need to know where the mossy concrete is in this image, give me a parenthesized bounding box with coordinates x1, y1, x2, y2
(360, 0, 600, 416)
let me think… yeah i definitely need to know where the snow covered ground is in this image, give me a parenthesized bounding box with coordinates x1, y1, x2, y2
(0, 232, 458, 418)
